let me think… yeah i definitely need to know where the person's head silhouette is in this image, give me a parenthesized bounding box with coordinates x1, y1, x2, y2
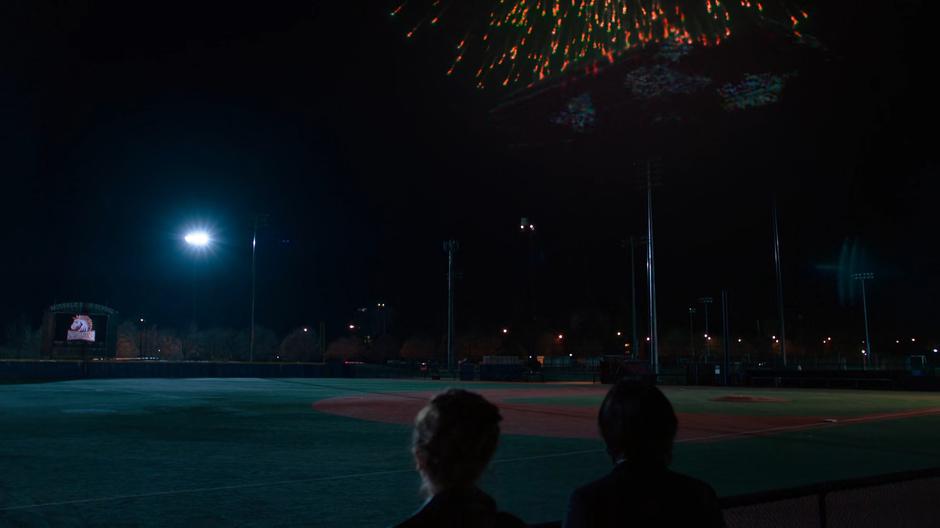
(597, 380, 678, 466)
(411, 389, 502, 497)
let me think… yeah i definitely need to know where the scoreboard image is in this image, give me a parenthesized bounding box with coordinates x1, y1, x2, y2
(40, 302, 118, 359)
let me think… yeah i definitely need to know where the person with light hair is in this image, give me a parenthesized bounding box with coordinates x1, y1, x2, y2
(394, 389, 525, 528)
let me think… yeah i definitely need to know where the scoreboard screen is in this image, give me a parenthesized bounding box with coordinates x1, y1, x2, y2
(53, 313, 108, 345)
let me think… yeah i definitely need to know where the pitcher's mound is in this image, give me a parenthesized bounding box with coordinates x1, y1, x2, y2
(711, 395, 789, 403)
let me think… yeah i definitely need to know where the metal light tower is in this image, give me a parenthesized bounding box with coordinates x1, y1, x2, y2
(721, 290, 731, 385)
(772, 197, 787, 367)
(184, 231, 211, 317)
(248, 214, 270, 362)
(137, 317, 146, 359)
(644, 161, 660, 376)
(698, 297, 713, 362)
(444, 240, 459, 376)
(630, 236, 638, 360)
(688, 306, 696, 361)
(852, 272, 874, 369)
(250, 217, 258, 362)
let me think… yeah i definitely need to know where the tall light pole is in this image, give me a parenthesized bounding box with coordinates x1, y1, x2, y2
(137, 317, 146, 359)
(444, 240, 459, 376)
(184, 231, 211, 321)
(698, 297, 713, 362)
(688, 306, 696, 362)
(772, 197, 787, 367)
(248, 214, 268, 362)
(644, 161, 659, 376)
(250, 217, 258, 362)
(721, 290, 731, 385)
(630, 236, 639, 360)
(184, 230, 211, 359)
(852, 272, 874, 369)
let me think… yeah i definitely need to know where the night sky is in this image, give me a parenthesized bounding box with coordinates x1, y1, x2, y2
(1, 1, 937, 349)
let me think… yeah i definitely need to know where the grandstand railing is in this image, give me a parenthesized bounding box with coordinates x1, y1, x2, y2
(530, 466, 940, 528)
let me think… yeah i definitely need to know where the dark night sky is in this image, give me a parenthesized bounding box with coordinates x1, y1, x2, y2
(1, 1, 937, 347)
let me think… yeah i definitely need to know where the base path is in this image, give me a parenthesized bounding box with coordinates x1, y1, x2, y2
(312, 386, 940, 442)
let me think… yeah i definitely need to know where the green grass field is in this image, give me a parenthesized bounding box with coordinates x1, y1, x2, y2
(2, 378, 940, 527)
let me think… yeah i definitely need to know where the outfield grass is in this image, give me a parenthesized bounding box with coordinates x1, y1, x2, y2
(1, 378, 939, 527)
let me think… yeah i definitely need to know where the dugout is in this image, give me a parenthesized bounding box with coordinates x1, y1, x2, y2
(40, 302, 118, 360)
(599, 356, 654, 384)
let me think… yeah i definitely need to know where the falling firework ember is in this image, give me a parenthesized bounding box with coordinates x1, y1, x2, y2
(392, 0, 809, 89)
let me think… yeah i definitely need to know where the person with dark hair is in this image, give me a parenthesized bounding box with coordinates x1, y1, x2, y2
(563, 381, 724, 528)
(394, 388, 525, 528)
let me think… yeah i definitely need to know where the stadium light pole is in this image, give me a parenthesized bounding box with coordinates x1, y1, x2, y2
(250, 217, 258, 362)
(772, 197, 787, 368)
(698, 297, 713, 362)
(248, 214, 269, 363)
(184, 230, 212, 317)
(852, 272, 874, 370)
(184, 230, 211, 358)
(721, 290, 731, 386)
(444, 240, 459, 377)
(630, 236, 639, 360)
(643, 161, 660, 377)
(137, 317, 145, 359)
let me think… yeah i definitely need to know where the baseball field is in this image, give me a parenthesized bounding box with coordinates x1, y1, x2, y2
(2, 378, 940, 527)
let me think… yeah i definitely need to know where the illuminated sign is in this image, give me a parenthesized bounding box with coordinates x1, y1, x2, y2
(67, 315, 96, 342)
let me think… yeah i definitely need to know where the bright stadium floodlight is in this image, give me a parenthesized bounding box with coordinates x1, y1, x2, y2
(185, 231, 211, 247)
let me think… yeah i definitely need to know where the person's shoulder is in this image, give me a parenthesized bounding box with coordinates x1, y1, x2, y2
(391, 502, 436, 528)
(567, 469, 621, 507)
(665, 470, 719, 496)
(393, 510, 525, 528)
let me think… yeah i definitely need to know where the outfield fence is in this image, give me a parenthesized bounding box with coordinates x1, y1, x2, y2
(3, 358, 938, 391)
(531, 467, 940, 528)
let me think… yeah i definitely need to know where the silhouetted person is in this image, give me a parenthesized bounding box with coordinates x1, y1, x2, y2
(394, 389, 525, 528)
(563, 381, 724, 528)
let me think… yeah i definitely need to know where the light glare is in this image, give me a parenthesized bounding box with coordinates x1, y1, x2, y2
(185, 231, 211, 247)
